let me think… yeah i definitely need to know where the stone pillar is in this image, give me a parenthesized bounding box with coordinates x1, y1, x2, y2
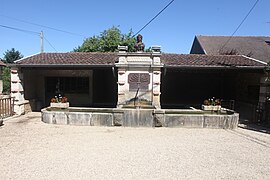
(11, 66, 28, 115)
(152, 69, 161, 108)
(116, 46, 128, 107)
(117, 68, 127, 107)
(151, 46, 162, 108)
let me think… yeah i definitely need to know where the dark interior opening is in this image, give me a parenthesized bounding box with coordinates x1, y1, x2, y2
(161, 69, 237, 109)
(92, 68, 117, 107)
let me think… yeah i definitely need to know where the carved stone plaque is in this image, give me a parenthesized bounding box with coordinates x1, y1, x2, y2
(128, 73, 150, 91)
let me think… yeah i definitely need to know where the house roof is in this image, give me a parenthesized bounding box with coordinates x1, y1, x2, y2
(15, 52, 117, 67)
(0, 59, 6, 66)
(161, 54, 266, 68)
(15, 52, 266, 69)
(193, 35, 270, 63)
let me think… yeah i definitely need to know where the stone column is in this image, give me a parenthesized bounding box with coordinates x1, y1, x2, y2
(151, 46, 162, 109)
(152, 69, 161, 108)
(116, 46, 128, 108)
(10, 66, 28, 115)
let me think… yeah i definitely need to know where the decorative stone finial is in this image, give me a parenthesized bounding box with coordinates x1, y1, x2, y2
(118, 45, 128, 53)
(151, 46, 161, 53)
(134, 34, 145, 52)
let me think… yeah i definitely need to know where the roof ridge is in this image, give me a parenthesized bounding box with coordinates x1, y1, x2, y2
(39, 52, 117, 54)
(241, 55, 267, 65)
(14, 52, 41, 63)
(162, 53, 245, 57)
(196, 35, 270, 38)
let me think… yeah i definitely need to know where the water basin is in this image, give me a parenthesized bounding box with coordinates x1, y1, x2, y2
(42, 107, 239, 129)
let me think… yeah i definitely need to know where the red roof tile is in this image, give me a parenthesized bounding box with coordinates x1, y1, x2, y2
(15, 52, 266, 68)
(16, 52, 117, 65)
(0, 59, 5, 66)
(161, 54, 266, 67)
(193, 35, 270, 63)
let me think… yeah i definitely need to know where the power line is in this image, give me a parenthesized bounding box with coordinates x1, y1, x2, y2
(0, 14, 86, 37)
(0, 24, 58, 52)
(44, 37, 58, 52)
(220, 0, 260, 52)
(0, 24, 40, 35)
(133, 0, 175, 37)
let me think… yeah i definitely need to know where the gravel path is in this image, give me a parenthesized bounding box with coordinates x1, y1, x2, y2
(1, 112, 270, 179)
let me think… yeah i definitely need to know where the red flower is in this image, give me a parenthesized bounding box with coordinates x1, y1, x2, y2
(61, 97, 68, 103)
(51, 98, 57, 103)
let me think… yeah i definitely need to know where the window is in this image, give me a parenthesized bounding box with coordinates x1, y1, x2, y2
(46, 77, 89, 94)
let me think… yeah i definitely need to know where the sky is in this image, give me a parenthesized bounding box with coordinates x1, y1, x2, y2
(0, 0, 270, 58)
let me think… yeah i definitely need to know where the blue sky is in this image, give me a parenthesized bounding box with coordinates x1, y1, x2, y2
(1, 0, 269, 57)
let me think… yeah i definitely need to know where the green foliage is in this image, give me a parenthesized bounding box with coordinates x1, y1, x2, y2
(2, 67, 11, 93)
(3, 48, 24, 64)
(74, 26, 136, 52)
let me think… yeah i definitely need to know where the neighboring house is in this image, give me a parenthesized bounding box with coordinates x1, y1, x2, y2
(190, 35, 270, 123)
(0, 59, 6, 94)
(190, 35, 270, 63)
(11, 51, 267, 124)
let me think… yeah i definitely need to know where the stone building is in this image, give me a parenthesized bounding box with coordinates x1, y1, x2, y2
(11, 46, 267, 124)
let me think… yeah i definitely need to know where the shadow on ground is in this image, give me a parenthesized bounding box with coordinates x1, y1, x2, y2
(238, 119, 270, 134)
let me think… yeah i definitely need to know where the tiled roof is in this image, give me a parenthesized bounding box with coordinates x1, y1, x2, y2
(161, 54, 266, 67)
(15, 52, 266, 68)
(0, 59, 5, 66)
(194, 35, 270, 63)
(15, 52, 117, 65)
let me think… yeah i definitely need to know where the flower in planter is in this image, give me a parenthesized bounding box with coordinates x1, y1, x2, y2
(203, 97, 221, 106)
(51, 98, 57, 103)
(215, 99, 221, 106)
(51, 94, 68, 103)
(203, 99, 210, 105)
(61, 96, 68, 103)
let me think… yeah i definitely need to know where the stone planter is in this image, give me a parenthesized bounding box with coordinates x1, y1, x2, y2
(50, 102, 69, 109)
(202, 105, 221, 111)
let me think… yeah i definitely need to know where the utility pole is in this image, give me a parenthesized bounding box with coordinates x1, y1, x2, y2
(40, 31, 44, 53)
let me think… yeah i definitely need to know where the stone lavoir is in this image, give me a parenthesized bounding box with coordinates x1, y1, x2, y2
(12, 34, 269, 128)
(41, 35, 239, 129)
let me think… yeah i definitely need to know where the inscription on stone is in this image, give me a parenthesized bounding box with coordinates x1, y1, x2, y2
(128, 73, 150, 91)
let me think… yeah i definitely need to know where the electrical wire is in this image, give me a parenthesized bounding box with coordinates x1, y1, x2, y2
(132, 0, 175, 37)
(44, 37, 58, 52)
(219, 0, 260, 52)
(0, 24, 58, 52)
(0, 24, 40, 35)
(0, 14, 85, 37)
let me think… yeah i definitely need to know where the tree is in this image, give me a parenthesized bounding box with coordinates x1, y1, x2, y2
(2, 67, 10, 93)
(1, 48, 23, 94)
(3, 48, 24, 64)
(74, 26, 137, 52)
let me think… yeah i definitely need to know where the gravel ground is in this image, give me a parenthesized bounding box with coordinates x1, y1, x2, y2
(0, 112, 270, 180)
